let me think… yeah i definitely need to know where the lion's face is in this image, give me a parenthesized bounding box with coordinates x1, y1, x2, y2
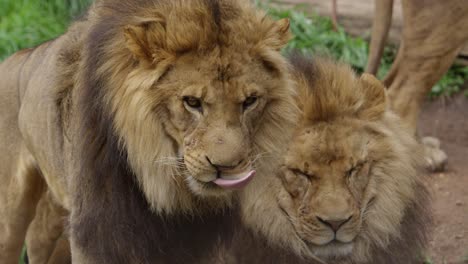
(158, 52, 288, 196)
(273, 57, 426, 261)
(104, 0, 294, 211)
(280, 121, 375, 258)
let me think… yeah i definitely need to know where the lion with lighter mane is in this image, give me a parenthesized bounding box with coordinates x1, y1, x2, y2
(0, 0, 296, 262)
(275, 55, 431, 263)
(204, 55, 431, 264)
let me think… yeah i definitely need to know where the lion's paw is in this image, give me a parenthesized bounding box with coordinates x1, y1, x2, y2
(422, 136, 448, 172)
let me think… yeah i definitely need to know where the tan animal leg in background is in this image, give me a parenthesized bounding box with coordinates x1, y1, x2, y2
(365, 0, 393, 75)
(367, 0, 468, 171)
(25, 191, 70, 264)
(0, 147, 45, 264)
(384, 0, 468, 171)
(331, 0, 339, 31)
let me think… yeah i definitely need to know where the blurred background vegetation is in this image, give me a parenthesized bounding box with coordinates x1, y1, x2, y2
(0, 0, 467, 95)
(0, 0, 92, 58)
(261, 3, 468, 98)
(0, 0, 468, 97)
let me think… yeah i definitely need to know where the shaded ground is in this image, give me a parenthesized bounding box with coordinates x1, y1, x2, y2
(419, 91, 468, 264)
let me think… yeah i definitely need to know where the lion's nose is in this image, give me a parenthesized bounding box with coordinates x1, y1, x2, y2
(317, 215, 353, 232)
(206, 156, 243, 172)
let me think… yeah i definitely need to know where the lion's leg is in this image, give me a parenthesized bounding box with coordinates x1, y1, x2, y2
(45, 235, 71, 264)
(0, 147, 45, 264)
(25, 191, 70, 264)
(365, 0, 394, 75)
(385, 0, 468, 131)
(383, 0, 468, 171)
(386, 45, 457, 172)
(385, 45, 461, 134)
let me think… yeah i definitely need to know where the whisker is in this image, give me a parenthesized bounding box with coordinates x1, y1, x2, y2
(247, 151, 275, 168)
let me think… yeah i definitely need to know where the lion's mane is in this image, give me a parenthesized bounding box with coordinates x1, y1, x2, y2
(221, 54, 431, 264)
(64, 0, 296, 263)
(293, 54, 431, 263)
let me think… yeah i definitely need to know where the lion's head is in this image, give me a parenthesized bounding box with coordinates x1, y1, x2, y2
(277, 56, 430, 263)
(79, 0, 296, 213)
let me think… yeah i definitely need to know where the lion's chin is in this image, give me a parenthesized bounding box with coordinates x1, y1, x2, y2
(186, 176, 235, 198)
(309, 241, 354, 259)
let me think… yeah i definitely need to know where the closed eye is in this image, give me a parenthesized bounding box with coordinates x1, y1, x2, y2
(242, 95, 258, 110)
(347, 163, 364, 178)
(290, 168, 315, 179)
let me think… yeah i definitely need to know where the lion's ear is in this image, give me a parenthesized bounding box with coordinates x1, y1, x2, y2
(358, 73, 387, 120)
(263, 18, 291, 50)
(124, 19, 173, 65)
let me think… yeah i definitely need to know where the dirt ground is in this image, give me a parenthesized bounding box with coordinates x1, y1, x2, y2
(419, 91, 468, 264)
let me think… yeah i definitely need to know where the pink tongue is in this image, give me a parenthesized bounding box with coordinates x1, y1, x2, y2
(213, 170, 256, 189)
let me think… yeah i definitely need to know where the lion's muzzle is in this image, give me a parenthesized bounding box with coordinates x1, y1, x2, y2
(183, 121, 256, 191)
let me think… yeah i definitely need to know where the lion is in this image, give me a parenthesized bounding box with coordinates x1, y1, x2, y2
(201, 55, 431, 264)
(273, 55, 432, 263)
(0, 0, 297, 263)
(366, 0, 468, 171)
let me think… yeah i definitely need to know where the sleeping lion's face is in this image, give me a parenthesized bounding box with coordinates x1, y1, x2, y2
(279, 121, 376, 259)
(157, 52, 291, 197)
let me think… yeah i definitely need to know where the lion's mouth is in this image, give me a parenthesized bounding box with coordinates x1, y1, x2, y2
(304, 239, 354, 259)
(212, 170, 256, 189)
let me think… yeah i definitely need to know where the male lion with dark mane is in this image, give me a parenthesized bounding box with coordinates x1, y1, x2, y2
(0, 0, 297, 263)
(277, 55, 431, 263)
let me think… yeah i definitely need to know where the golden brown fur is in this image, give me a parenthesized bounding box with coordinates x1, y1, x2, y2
(277, 55, 431, 263)
(0, 0, 297, 263)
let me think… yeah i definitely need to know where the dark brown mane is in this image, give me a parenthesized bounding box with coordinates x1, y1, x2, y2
(368, 183, 431, 264)
(69, 0, 243, 262)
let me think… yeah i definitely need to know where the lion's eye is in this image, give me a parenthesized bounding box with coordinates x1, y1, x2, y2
(243, 96, 258, 110)
(291, 168, 315, 179)
(183, 96, 202, 111)
(347, 165, 362, 178)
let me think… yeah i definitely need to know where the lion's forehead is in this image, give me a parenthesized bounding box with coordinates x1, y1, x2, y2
(171, 52, 278, 90)
(287, 127, 370, 173)
(174, 67, 270, 102)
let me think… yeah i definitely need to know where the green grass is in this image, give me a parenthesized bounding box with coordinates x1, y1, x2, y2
(422, 255, 434, 264)
(19, 245, 27, 264)
(430, 65, 468, 98)
(0, 0, 92, 60)
(0, 0, 466, 98)
(261, 2, 468, 98)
